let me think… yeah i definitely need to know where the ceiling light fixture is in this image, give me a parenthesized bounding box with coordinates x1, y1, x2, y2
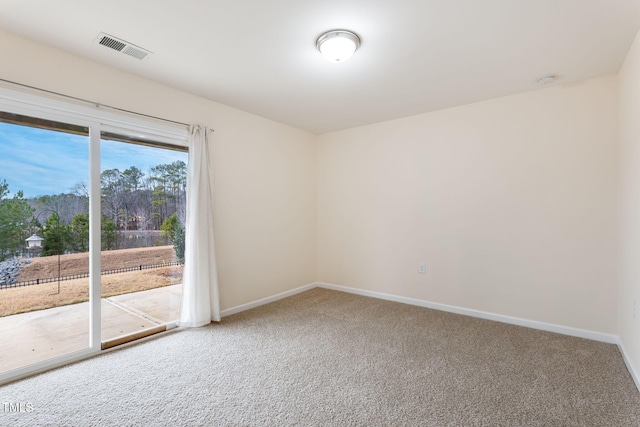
(316, 30, 361, 63)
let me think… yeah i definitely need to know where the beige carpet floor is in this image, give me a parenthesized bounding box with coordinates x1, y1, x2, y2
(1, 287, 639, 426)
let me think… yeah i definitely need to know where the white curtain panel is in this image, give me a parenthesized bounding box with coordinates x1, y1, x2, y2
(179, 125, 221, 326)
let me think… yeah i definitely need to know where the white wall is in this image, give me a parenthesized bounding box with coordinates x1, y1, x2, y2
(618, 30, 640, 383)
(0, 30, 318, 311)
(318, 75, 619, 334)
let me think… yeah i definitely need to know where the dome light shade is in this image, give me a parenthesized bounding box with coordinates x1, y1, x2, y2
(316, 30, 361, 63)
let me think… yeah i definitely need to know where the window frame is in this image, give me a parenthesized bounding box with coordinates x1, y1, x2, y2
(0, 86, 189, 384)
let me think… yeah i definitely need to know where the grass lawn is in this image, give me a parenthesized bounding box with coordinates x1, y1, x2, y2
(0, 266, 182, 317)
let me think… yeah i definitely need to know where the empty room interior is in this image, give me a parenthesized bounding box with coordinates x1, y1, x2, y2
(2, 0, 640, 425)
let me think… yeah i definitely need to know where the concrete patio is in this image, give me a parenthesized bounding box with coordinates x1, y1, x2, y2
(0, 284, 181, 373)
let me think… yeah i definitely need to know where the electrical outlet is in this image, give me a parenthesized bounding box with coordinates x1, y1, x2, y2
(418, 263, 426, 274)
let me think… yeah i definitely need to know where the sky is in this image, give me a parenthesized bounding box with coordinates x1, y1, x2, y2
(0, 122, 188, 199)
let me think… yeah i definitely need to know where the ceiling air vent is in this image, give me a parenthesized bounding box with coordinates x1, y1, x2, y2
(95, 32, 151, 60)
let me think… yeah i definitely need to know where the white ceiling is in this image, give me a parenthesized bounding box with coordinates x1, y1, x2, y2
(0, 0, 639, 134)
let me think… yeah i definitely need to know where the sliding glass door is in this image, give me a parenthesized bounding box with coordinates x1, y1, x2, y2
(0, 86, 188, 382)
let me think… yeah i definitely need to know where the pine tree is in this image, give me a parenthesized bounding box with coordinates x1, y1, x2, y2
(0, 179, 34, 261)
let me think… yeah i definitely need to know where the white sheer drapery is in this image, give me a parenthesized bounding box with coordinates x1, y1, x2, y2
(179, 125, 220, 326)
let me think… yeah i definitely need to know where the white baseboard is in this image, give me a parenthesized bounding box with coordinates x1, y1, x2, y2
(617, 339, 640, 393)
(316, 282, 618, 344)
(220, 283, 317, 317)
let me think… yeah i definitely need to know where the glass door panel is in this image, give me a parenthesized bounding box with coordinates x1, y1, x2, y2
(99, 133, 186, 345)
(0, 113, 90, 373)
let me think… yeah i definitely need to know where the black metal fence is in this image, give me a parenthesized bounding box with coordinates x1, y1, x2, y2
(0, 261, 182, 290)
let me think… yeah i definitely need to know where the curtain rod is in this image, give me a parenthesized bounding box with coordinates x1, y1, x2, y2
(0, 78, 190, 128)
